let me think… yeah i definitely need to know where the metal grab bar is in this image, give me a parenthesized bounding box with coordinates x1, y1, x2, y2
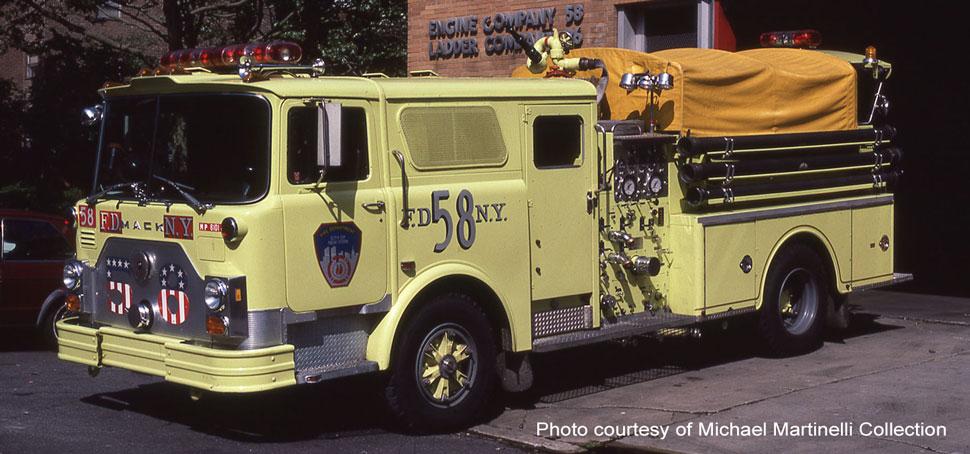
(392, 150, 408, 227)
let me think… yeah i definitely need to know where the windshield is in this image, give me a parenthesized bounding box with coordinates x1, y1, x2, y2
(93, 94, 270, 204)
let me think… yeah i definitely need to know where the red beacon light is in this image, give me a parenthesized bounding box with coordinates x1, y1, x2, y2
(760, 30, 821, 49)
(158, 41, 302, 70)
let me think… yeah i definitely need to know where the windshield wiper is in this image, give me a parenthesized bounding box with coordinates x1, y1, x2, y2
(151, 175, 212, 214)
(86, 181, 145, 205)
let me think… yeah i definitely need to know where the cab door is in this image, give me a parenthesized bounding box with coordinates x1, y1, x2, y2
(524, 105, 596, 300)
(280, 99, 389, 312)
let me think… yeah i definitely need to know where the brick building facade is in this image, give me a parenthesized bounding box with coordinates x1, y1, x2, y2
(407, 0, 734, 77)
(0, 49, 37, 93)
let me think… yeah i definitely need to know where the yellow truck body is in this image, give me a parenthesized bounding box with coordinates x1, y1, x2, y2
(57, 44, 909, 430)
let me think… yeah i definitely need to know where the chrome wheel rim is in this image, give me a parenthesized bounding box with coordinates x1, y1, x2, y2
(777, 268, 819, 335)
(414, 323, 477, 407)
(50, 303, 72, 340)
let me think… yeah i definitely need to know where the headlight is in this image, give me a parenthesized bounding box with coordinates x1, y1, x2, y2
(204, 279, 229, 311)
(63, 261, 83, 290)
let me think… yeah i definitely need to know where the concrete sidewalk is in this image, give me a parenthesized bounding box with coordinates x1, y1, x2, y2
(473, 290, 970, 453)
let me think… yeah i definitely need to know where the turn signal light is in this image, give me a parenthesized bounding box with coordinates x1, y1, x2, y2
(65, 294, 81, 312)
(206, 315, 228, 335)
(760, 30, 821, 48)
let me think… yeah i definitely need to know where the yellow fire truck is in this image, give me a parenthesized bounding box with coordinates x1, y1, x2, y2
(57, 35, 909, 431)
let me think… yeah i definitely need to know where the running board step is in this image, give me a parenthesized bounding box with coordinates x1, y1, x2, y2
(298, 360, 378, 384)
(532, 311, 697, 353)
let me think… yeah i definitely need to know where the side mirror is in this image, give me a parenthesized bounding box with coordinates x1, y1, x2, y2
(317, 102, 342, 169)
(81, 104, 104, 127)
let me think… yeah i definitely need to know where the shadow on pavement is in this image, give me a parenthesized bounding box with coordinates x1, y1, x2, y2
(70, 314, 901, 441)
(504, 312, 900, 408)
(79, 373, 396, 442)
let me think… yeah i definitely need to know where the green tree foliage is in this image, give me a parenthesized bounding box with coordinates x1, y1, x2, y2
(0, 0, 405, 213)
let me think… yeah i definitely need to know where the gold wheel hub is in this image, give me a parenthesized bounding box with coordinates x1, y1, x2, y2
(419, 328, 473, 404)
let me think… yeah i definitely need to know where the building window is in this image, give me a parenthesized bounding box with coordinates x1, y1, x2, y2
(97, 1, 121, 20)
(617, 1, 714, 52)
(25, 55, 39, 79)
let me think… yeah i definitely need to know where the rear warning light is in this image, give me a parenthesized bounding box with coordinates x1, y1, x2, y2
(760, 30, 821, 48)
(158, 41, 302, 70)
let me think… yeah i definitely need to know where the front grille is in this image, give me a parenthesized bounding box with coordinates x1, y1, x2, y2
(91, 238, 207, 342)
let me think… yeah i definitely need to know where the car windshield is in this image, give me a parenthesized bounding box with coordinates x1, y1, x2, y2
(93, 94, 270, 204)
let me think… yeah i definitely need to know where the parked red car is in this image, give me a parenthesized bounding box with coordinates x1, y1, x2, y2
(0, 209, 76, 345)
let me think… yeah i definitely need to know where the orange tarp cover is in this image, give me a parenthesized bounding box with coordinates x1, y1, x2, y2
(510, 47, 857, 136)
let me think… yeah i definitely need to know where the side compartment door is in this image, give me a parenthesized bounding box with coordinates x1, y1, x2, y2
(524, 105, 595, 300)
(281, 99, 390, 312)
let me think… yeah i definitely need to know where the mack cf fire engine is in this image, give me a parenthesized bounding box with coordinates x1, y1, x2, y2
(57, 36, 909, 431)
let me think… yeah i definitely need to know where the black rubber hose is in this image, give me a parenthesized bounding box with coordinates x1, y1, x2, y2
(685, 170, 901, 206)
(508, 29, 542, 65)
(579, 58, 609, 104)
(677, 125, 897, 156)
(680, 147, 903, 183)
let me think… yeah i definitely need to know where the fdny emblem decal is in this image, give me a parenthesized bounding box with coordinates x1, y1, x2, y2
(105, 256, 132, 314)
(158, 263, 190, 324)
(313, 223, 362, 288)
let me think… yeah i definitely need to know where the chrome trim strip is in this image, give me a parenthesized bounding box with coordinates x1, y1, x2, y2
(297, 360, 379, 384)
(697, 195, 894, 226)
(533, 311, 697, 353)
(851, 272, 913, 292)
(359, 294, 392, 314)
(239, 309, 282, 349)
(281, 293, 392, 323)
(699, 306, 756, 320)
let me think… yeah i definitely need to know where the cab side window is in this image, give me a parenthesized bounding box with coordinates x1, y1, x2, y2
(533, 115, 583, 168)
(287, 106, 369, 184)
(1, 218, 72, 261)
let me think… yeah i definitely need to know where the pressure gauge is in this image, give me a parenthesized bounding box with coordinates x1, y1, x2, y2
(649, 176, 664, 194)
(622, 178, 638, 197)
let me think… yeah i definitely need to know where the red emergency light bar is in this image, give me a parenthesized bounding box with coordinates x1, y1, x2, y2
(158, 41, 302, 70)
(760, 30, 821, 48)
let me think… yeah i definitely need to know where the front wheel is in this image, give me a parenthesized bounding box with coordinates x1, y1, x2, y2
(758, 244, 829, 355)
(385, 293, 496, 433)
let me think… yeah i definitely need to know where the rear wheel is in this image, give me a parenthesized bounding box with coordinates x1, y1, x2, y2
(758, 244, 829, 355)
(385, 293, 496, 433)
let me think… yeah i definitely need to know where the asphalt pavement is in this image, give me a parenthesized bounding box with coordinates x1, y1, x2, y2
(0, 331, 527, 454)
(2, 290, 968, 453)
(473, 290, 970, 453)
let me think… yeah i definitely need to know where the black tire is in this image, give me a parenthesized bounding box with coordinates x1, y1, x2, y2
(41, 300, 71, 349)
(385, 293, 496, 433)
(758, 244, 829, 356)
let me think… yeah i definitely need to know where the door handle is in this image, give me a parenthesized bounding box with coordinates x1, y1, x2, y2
(361, 201, 385, 210)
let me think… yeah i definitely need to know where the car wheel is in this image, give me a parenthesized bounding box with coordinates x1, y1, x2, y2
(385, 293, 496, 433)
(42, 300, 72, 349)
(758, 244, 829, 355)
